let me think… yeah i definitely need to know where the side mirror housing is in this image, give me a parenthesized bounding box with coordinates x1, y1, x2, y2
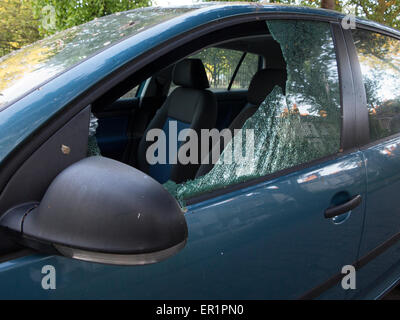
(0, 157, 188, 265)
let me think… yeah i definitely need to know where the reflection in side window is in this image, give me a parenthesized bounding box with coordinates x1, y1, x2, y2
(165, 20, 342, 204)
(352, 30, 400, 141)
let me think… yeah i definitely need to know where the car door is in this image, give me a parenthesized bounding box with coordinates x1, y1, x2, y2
(0, 18, 366, 300)
(344, 28, 400, 299)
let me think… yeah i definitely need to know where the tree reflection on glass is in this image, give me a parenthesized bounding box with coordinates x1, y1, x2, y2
(352, 30, 400, 141)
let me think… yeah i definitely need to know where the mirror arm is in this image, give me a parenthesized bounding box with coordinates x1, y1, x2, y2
(0, 203, 38, 234)
(0, 202, 58, 254)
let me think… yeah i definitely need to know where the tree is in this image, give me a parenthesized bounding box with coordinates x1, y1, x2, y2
(0, 0, 41, 57)
(204, 0, 344, 15)
(346, 0, 400, 29)
(32, 0, 151, 36)
(205, 0, 400, 28)
(321, 0, 335, 9)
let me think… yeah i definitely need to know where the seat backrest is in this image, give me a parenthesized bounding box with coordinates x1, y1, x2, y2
(196, 68, 287, 178)
(137, 59, 217, 184)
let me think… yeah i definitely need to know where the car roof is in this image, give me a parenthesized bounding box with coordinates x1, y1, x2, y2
(0, 3, 399, 165)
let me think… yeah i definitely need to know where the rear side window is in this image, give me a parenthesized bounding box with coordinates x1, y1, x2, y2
(352, 30, 400, 141)
(229, 52, 259, 90)
(191, 48, 259, 91)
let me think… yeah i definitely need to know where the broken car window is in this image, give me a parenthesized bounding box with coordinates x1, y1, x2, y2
(165, 20, 342, 205)
(88, 112, 101, 157)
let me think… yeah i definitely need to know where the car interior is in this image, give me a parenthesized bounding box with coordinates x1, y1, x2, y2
(91, 21, 288, 186)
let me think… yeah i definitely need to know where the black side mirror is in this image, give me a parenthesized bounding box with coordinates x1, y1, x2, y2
(0, 157, 188, 265)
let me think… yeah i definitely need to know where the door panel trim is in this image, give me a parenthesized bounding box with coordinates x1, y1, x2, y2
(299, 229, 400, 299)
(331, 23, 356, 150)
(342, 28, 370, 147)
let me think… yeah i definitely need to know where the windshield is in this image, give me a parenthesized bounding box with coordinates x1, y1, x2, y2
(0, 6, 195, 109)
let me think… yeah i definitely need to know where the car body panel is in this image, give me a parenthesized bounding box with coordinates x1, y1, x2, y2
(346, 136, 400, 299)
(0, 151, 366, 299)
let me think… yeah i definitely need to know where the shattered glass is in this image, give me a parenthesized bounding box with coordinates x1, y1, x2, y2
(165, 20, 342, 205)
(88, 113, 101, 157)
(0, 7, 196, 108)
(88, 136, 101, 157)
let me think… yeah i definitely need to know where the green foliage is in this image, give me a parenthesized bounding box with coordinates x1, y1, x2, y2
(32, 0, 151, 36)
(203, 0, 258, 2)
(0, 0, 41, 56)
(346, 0, 400, 29)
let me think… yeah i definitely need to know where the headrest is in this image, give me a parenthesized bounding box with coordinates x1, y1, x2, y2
(247, 68, 287, 105)
(173, 59, 210, 89)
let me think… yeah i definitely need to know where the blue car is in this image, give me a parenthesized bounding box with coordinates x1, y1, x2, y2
(0, 3, 400, 300)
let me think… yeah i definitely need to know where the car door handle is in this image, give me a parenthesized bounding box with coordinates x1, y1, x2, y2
(324, 195, 362, 219)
